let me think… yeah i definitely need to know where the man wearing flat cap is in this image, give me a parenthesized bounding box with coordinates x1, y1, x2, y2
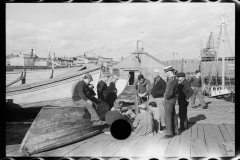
(162, 66, 179, 139)
(176, 72, 193, 131)
(72, 73, 106, 126)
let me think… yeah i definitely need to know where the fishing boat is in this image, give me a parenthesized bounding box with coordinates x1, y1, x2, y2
(201, 11, 235, 99)
(6, 66, 101, 108)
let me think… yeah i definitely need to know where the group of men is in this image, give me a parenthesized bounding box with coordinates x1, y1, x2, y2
(71, 66, 208, 139)
(71, 73, 118, 126)
(132, 66, 208, 139)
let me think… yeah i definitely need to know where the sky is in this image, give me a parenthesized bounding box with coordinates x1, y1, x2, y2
(6, 3, 235, 61)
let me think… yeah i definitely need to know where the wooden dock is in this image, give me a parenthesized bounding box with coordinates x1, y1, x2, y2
(6, 85, 235, 157)
(6, 123, 235, 157)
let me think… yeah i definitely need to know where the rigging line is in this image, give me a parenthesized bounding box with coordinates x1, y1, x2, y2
(143, 39, 170, 51)
(143, 42, 169, 54)
(225, 29, 234, 57)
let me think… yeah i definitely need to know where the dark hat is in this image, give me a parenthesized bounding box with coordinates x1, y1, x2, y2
(84, 73, 93, 81)
(176, 72, 185, 77)
(195, 70, 201, 74)
(164, 66, 174, 72)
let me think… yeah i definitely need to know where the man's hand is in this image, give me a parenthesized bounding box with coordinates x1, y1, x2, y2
(138, 93, 146, 97)
(186, 99, 189, 102)
(87, 100, 92, 105)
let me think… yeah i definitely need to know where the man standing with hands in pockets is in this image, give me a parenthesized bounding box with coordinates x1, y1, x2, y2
(162, 66, 179, 139)
(176, 72, 193, 131)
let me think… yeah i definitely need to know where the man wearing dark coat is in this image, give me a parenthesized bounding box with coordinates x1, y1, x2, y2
(176, 72, 194, 131)
(162, 66, 179, 139)
(133, 74, 152, 105)
(72, 74, 105, 126)
(97, 74, 110, 101)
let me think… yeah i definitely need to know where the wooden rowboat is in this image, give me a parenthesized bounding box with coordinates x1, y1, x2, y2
(15, 75, 129, 156)
(19, 101, 110, 156)
(6, 66, 101, 108)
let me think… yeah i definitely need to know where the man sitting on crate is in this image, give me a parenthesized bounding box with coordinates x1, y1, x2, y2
(72, 73, 106, 126)
(133, 74, 152, 105)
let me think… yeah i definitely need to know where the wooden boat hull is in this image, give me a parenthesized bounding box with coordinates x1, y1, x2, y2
(19, 101, 110, 156)
(6, 66, 101, 107)
(6, 67, 84, 87)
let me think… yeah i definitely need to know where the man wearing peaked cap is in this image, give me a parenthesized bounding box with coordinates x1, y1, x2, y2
(162, 66, 179, 139)
(72, 73, 106, 126)
(176, 72, 193, 131)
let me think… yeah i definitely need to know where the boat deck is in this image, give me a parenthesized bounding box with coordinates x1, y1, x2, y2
(6, 97, 235, 157)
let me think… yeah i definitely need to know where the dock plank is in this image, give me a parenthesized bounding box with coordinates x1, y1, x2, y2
(177, 137, 191, 157)
(165, 135, 181, 157)
(114, 135, 142, 157)
(140, 133, 163, 158)
(224, 124, 235, 141)
(219, 124, 233, 142)
(191, 124, 198, 139)
(126, 136, 152, 157)
(154, 137, 171, 157)
(212, 124, 228, 157)
(197, 124, 205, 141)
(76, 140, 110, 156)
(63, 141, 95, 156)
(229, 124, 235, 132)
(89, 138, 125, 157)
(204, 124, 224, 157)
(190, 138, 208, 157)
(6, 144, 20, 154)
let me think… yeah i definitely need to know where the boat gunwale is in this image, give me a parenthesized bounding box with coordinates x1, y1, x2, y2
(6, 66, 101, 93)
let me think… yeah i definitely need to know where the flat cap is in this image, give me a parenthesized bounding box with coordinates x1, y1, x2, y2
(164, 66, 174, 72)
(176, 72, 185, 77)
(84, 73, 93, 81)
(195, 70, 201, 74)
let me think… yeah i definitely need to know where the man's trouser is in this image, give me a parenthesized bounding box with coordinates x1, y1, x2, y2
(154, 97, 165, 127)
(189, 87, 206, 107)
(178, 99, 189, 130)
(164, 98, 178, 136)
(73, 99, 100, 122)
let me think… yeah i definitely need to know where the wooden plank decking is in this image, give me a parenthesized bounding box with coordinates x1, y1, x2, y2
(6, 123, 235, 157)
(6, 86, 235, 157)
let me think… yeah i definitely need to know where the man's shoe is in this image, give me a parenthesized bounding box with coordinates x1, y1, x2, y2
(192, 106, 198, 109)
(104, 131, 111, 135)
(202, 105, 208, 109)
(92, 120, 106, 126)
(161, 135, 174, 139)
(178, 127, 185, 131)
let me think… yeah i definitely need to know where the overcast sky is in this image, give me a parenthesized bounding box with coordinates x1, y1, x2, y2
(6, 3, 235, 61)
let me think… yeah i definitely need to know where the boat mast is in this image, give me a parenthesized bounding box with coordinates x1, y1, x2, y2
(220, 10, 226, 89)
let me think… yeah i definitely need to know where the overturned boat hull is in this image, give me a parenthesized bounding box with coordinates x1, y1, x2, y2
(19, 101, 110, 156)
